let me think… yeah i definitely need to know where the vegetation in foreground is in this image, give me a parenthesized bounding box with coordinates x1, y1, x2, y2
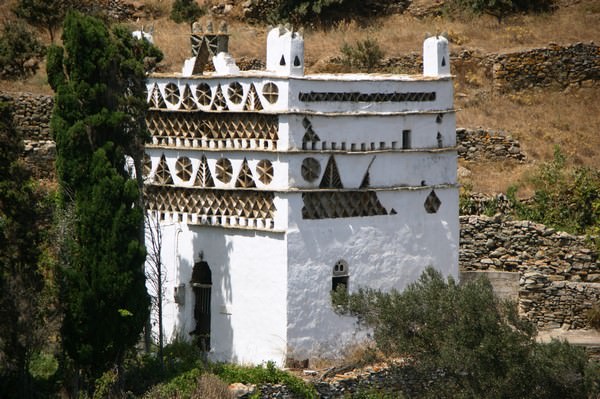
(332, 268, 600, 398)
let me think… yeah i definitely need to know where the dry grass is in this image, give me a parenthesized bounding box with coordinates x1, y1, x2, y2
(1, 0, 599, 194)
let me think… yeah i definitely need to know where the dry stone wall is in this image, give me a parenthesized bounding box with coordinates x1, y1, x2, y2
(460, 214, 600, 329)
(456, 128, 525, 162)
(491, 42, 600, 91)
(0, 92, 55, 179)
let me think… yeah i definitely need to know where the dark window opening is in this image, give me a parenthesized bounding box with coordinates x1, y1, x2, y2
(402, 130, 411, 149)
(279, 55, 286, 66)
(332, 276, 349, 292)
(294, 55, 301, 67)
(441, 56, 446, 67)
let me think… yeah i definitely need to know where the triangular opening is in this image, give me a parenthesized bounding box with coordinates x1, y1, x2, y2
(441, 56, 446, 67)
(181, 85, 197, 110)
(235, 158, 256, 188)
(211, 84, 229, 111)
(279, 55, 286, 66)
(195, 155, 215, 188)
(293, 55, 301, 67)
(193, 40, 210, 75)
(243, 83, 264, 111)
(154, 154, 173, 185)
(319, 155, 343, 189)
(149, 83, 165, 109)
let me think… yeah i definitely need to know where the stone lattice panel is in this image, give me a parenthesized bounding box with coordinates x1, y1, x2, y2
(262, 82, 279, 104)
(256, 160, 273, 185)
(195, 155, 215, 188)
(146, 111, 279, 149)
(227, 82, 244, 104)
(319, 155, 343, 189)
(164, 83, 180, 105)
(244, 83, 264, 111)
(235, 158, 256, 188)
(181, 85, 198, 110)
(145, 185, 277, 220)
(175, 156, 193, 181)
(298, 91, 436, 102)
(154, 154, 173, 185)
(149, 83, 166, 109)
(211, 84, 229, 111)
(196, 83, 212, 106)
(215, 158, 233, 183)
(302, 191, 388, 219)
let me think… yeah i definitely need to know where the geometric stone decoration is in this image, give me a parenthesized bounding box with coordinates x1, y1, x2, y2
(424, 189, 441, 213)
(143, 153, 152, 178)
(211, 84, 229, 111)
(298, 91, 436, 102)
(436, 113, 443, 124)
(164, 83, 180, 105)
(262, 82, 279, 104)
(149, 83, 165, 109)
(145, 185, 277, 222)
(175, 156, 193, 181)
(181, 85, 197, 110)
(319, 155, 343, 189)
(154, 154, 173, 185)
(215, 158, 233, 183)
(359, 156, 376, 189)
(235, 158, 256, 188)
(302, 191, 388, 219)
(227, 82, 244, 104)
(196, 83, 213, 106)
(256, 159, 273, 185)
(195, 155, 215, 188)
(301, 157, 320, 182)
(146, 111, 279, 149)
(244, 83, 264, 111)
(301, 117, 320, 150)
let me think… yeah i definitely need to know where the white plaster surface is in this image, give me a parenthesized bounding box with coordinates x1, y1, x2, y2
(285, 187, 459, 359)
(423, 36, 450, 77)
(155, 222, 289, 365)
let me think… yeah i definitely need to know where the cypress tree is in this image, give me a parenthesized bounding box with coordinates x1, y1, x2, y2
(47, 11, 162, 388)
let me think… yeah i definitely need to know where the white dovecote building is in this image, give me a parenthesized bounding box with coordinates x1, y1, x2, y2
(143, 26, 458, 365)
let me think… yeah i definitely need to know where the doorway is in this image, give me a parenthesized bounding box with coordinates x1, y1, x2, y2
(191, 261, 211, 351)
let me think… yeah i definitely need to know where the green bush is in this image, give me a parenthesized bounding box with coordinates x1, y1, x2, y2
(508, 146, 600, 239)
(268, 0, 391, 25)
(444, 0, 555, 22)
(332, 268, 600, 398)
(0, 20, 45, 79)
(339, 38, 384, 72)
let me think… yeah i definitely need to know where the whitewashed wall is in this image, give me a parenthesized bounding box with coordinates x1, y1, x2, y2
(156, 222, 289, 365)
(285, 187, 459, 360)
(284, 113, 456, 150)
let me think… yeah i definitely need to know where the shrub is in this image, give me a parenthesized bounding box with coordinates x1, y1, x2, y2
(508, 146, 600, 238)
(0, 20, 45, 79)
(445, 0, 555, 22)
(267, 0, 393, 25)
(332, 268, 600, 398)
(339, 38, 384, 72)
(170, 0, 206, 31)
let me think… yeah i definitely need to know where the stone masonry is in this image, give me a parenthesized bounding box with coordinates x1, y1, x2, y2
(0, 92, 55, 179)
(460, 214, 600, 329)
(491, 42, 600, 91)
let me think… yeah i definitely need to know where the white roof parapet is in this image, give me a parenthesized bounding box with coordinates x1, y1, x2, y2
(423, 35, 450, 77)
(266, 26, 305, 77)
